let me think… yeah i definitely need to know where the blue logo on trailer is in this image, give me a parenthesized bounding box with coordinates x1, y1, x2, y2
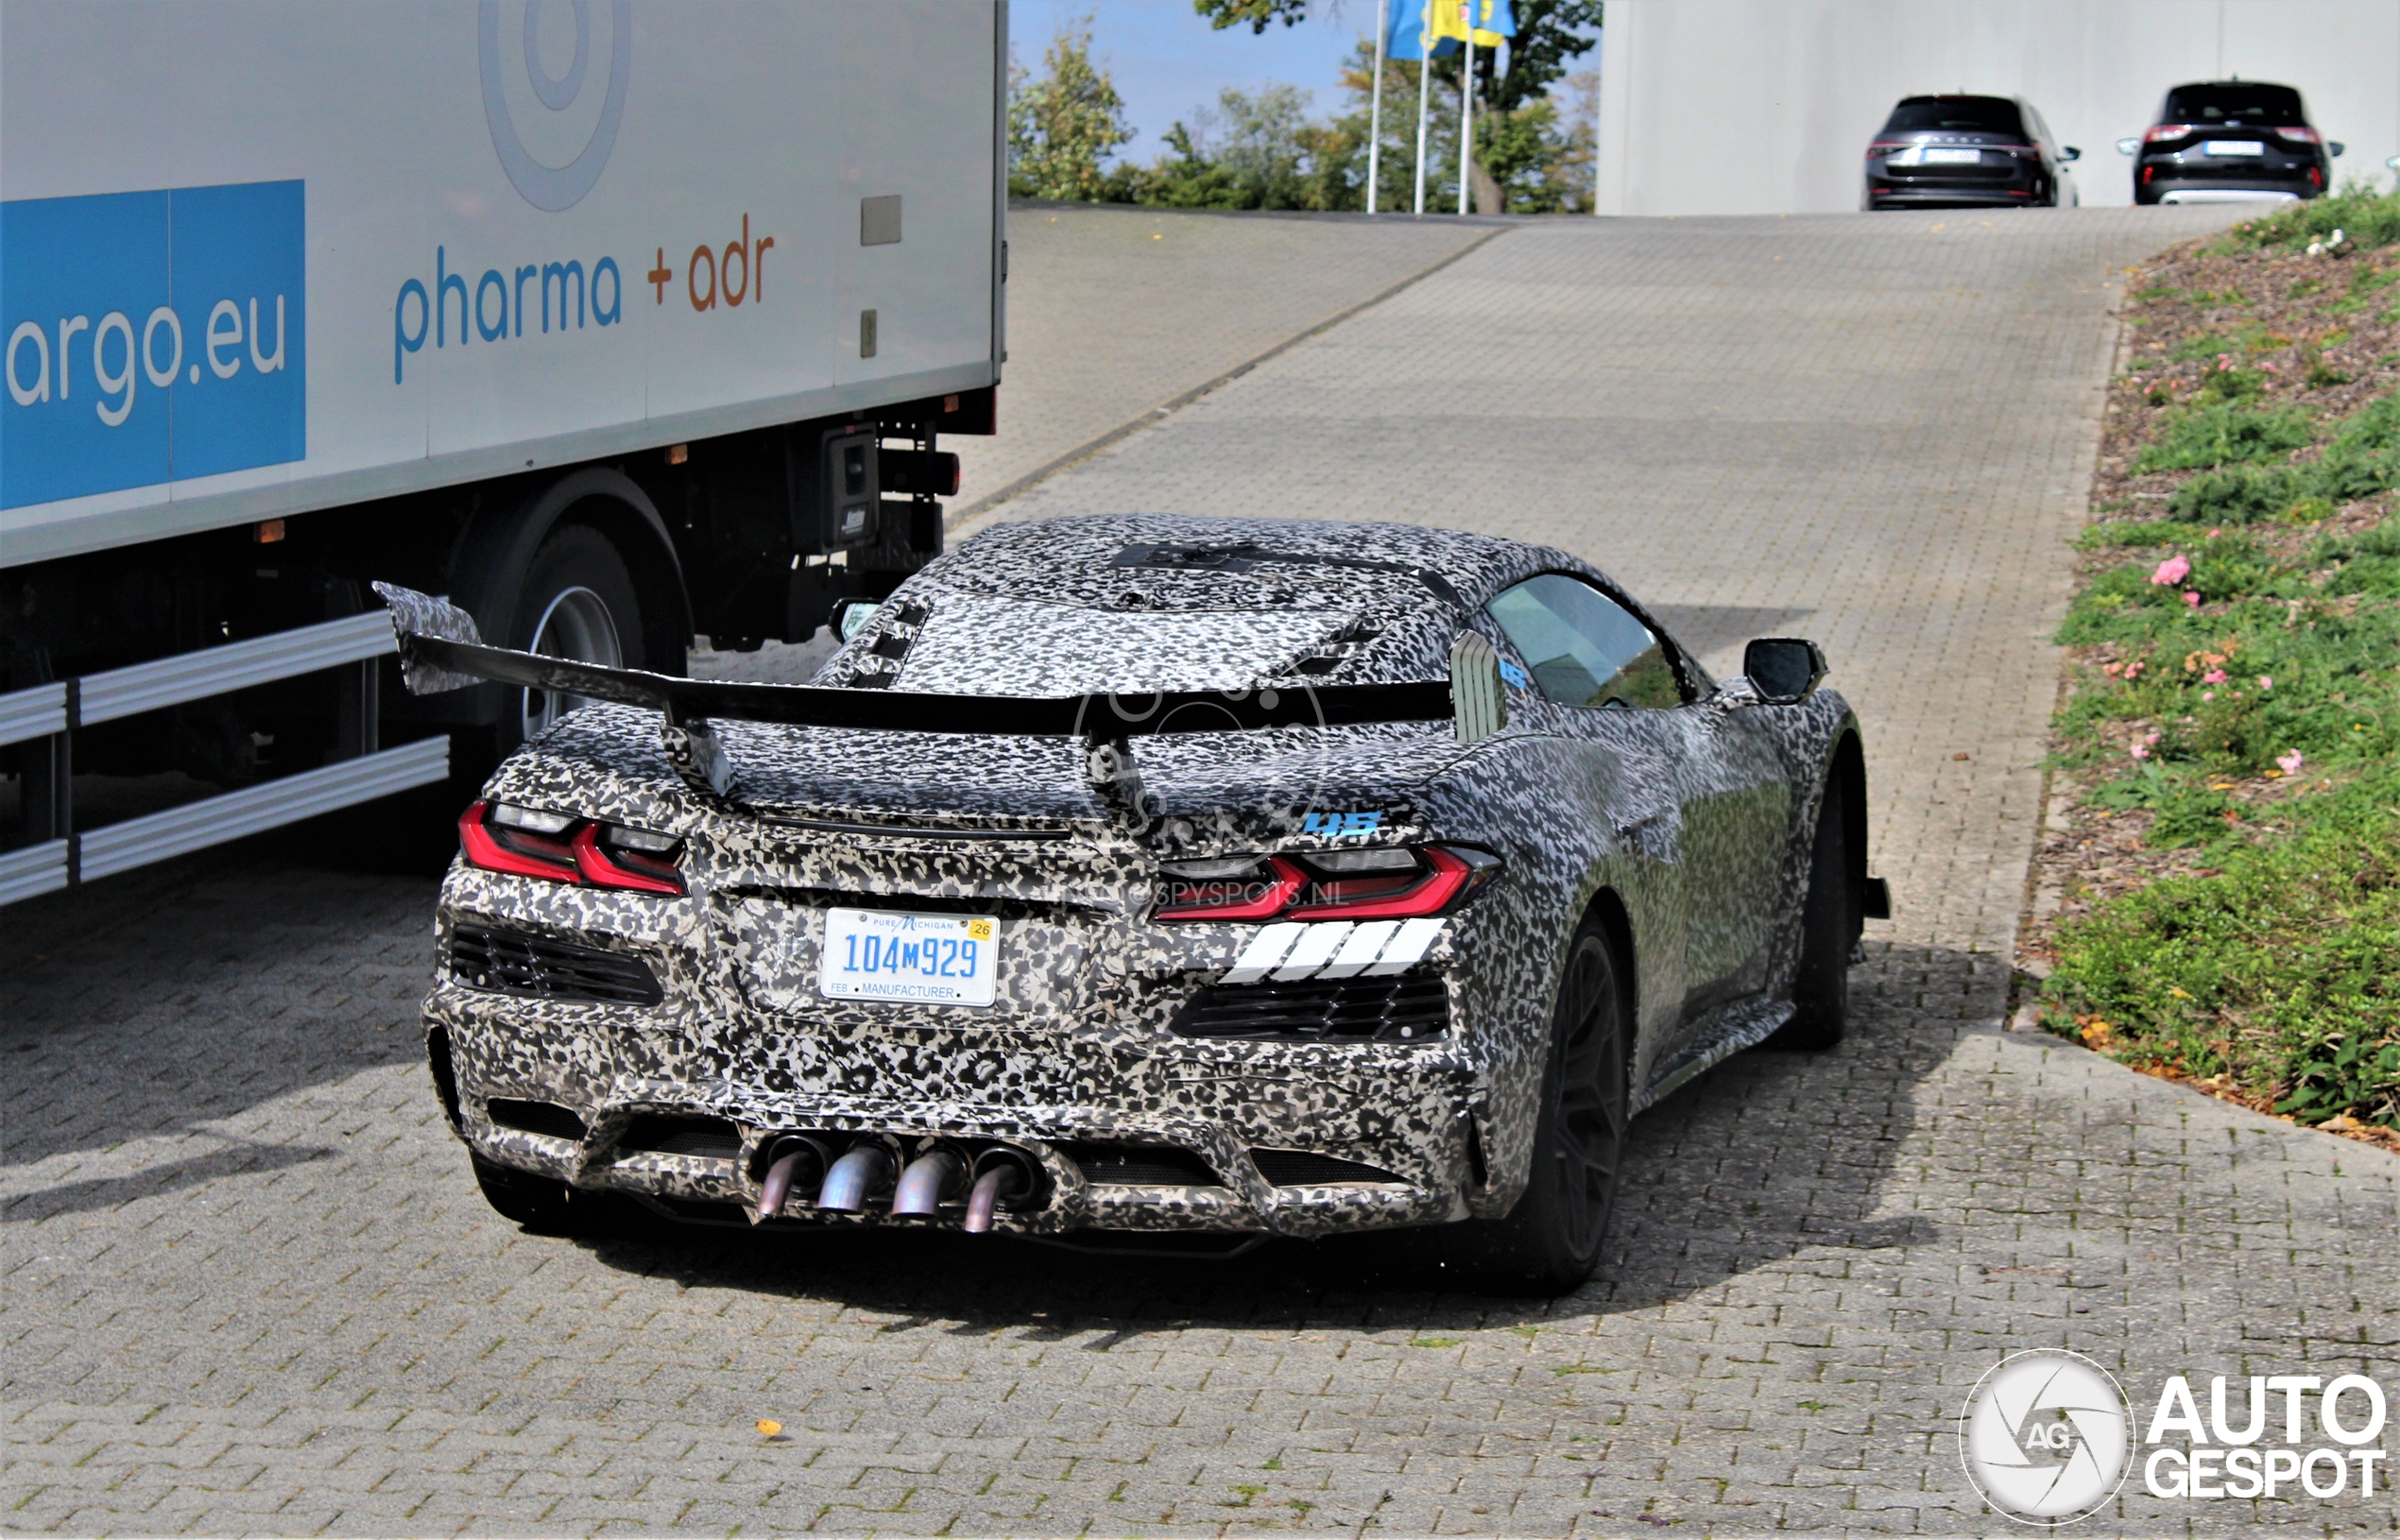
(1, 180, 304, 510)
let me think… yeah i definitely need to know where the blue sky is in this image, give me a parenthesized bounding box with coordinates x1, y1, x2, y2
(1009, 1, 1382, 163)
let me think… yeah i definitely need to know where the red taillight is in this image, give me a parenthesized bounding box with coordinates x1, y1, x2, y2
(2275, 127, 2322, 146)
(2308, 165, 2323, 188)
(1154, 846, 1498, 923)
(571, 824, 685, 896)
(1867, 139, 1910, 157)
(1292, 846, 1477, 920)
(2142, 164, 2154, 184)
(458, 800, 685, 895)
(1154, 856, 1307, 921)
(459, 800, 577, 882)
(2145, 124, 2195, 145)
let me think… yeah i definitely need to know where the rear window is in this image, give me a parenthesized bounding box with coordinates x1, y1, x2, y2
(2161, 84, 2306, 127)
(1882, 96, 2023, 136)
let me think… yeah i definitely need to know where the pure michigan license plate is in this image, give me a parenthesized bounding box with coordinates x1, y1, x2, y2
(819, 908, 999, 1006)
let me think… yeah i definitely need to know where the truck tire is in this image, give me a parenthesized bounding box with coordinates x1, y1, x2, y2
(509, 522, 644, 748)
(1437, 916, 1631, 1296)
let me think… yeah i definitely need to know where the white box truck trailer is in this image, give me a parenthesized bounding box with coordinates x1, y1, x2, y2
(0, 0, 1006, 902)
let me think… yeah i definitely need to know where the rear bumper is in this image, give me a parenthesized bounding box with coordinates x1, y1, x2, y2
(427, 964, 1488, 1240)
(2147, 183, 2308, 205)
(1865, 171, 2040, 208)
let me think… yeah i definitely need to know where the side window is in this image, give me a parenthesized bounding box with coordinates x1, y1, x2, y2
(1484, 573, 1685, 710)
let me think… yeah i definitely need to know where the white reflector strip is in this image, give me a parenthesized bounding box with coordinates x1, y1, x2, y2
(1222, 921, 1305, 984)
(1316, 919, 1399, 980)
(1272, 921, 1354, 982)
(1363, 916, 1446, 976)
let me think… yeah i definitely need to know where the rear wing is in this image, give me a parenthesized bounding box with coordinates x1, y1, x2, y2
(374, 584, 1507, 807)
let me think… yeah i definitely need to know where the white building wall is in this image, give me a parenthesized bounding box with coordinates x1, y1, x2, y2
(1596, 0, 2399, 215)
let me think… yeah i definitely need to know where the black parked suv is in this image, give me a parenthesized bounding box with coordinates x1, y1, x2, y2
(2117, 81, 2343, 204)
(1863, 94, 2080, 210)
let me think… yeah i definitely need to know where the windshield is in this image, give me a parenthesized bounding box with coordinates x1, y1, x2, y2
(1882, 96, 2023, 136)
(2162, 84, 2306, 127)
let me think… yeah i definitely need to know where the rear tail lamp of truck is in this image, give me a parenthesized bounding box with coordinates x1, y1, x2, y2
(460, 801, 686, 895)
(1154, 846, 1499, 923)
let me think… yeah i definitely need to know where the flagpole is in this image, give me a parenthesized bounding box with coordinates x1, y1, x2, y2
(1366, 0, 1389, 214)
(1456, 10, 1475, 215)
(1411, 16, 1432, 214)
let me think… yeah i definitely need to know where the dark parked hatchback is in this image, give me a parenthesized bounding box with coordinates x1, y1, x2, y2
(1863, 94, 2079, 210)
(2117, 81, 2342, 204)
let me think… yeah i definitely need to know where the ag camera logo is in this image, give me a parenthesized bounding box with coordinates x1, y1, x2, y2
(1959, 1350, 2134, 1525)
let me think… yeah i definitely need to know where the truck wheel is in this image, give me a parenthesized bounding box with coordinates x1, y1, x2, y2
(1438, 918, 1631, 1296)
(1766, 779, 1852, 1051)
(511, 524, 643, 746)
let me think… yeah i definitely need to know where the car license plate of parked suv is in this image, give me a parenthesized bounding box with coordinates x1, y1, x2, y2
(819, 908, 999, 1006)
(2203, 140, 2265, 157)
(1924, 147, 1983, 163)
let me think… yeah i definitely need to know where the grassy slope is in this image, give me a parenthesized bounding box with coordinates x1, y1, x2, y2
(2031, 188, 2400, 1137)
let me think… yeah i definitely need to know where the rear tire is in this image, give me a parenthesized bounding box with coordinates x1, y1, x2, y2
(469, 1153, 626, 1238)
(1438, 918, 1632, 1296)
(510, 523, 644, 748)
(1765, 779, 1852, 1051)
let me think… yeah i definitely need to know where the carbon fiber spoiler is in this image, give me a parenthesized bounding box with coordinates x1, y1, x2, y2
(372, 583, 1502, 807)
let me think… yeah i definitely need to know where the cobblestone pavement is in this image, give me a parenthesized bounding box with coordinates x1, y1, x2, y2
(7, 207, 2395, 1538)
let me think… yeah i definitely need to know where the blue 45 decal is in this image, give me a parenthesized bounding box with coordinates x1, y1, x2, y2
(1302, 811, 1384, 840)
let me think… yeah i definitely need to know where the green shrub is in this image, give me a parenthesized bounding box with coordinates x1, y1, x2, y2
(2215, 186, 2400, 255)
(2164, 467, 2306, 523)
(2042, 767, 2400, 1129)
(2134, 402, 2314, 472)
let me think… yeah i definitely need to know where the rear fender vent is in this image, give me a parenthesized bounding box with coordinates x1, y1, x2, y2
(1061, 1141, 1225, 1187)
(1251, 1148, 1406, 1187)
(487, 1098, 589, 1142)
(616, 1114, 745, 1160)
(447, 923, 664, 1007)
(1174, 974, 1449, 1042)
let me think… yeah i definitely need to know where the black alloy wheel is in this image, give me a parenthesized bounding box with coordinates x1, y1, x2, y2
(1441, 917, 1631, 1296)
(1766, 776, 1853, 1050)
(468, 1153, 625, 1237)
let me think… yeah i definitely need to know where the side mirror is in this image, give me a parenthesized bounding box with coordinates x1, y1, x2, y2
(1742, 638, 1827, 704)
(2061, 145, 2083, 162)
(829, 596, 883, 643)
(2327, 141, 2345, 158)
(2117, 137, 2141, 156)
(2388, 154, 2399, 172)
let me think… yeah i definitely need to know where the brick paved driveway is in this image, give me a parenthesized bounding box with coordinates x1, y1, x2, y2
(7, 207, 2394, 1537)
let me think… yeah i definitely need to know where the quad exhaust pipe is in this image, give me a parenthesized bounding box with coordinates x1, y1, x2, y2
(816, 1139, 898, 1212)
(752, 1135, 834, 1223)
(746, 1131, 1045, 1223)
(965, 1147, 1040, 1233)
(891, 1147, 967, 1217)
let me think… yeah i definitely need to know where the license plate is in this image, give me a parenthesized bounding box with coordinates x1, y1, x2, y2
(2203, 140, 2265, 157)
(1925, 147, 1983, 163)
(818, 908, 999, 1006)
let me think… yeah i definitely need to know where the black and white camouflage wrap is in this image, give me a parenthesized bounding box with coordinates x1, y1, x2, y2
(416, 516, 1861, 1241)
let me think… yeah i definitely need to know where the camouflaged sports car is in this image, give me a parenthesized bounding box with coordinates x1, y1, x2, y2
(383, 514, 1887, 1295)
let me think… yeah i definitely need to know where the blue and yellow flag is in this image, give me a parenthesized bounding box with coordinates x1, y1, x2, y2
(1386, 0, 1514, 60)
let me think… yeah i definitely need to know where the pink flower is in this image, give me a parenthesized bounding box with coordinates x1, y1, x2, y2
(2185, 592, 2203, 608)
(2206, 527, 2221, 539)
(2256, 676, 2271, 690)
(2277, 750, 2306, 774)
(2124, 659, 2146, 679)
(2151, 556, 2191, 586)
(2129, 742, 2151, 761)
(2203, 669, 2228, 684)
(2202, 691, 2215, 701)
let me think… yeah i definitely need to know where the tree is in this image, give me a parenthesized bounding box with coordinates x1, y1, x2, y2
(1007, 18, 1134, 201)
(1191, 0, 1601, 112)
